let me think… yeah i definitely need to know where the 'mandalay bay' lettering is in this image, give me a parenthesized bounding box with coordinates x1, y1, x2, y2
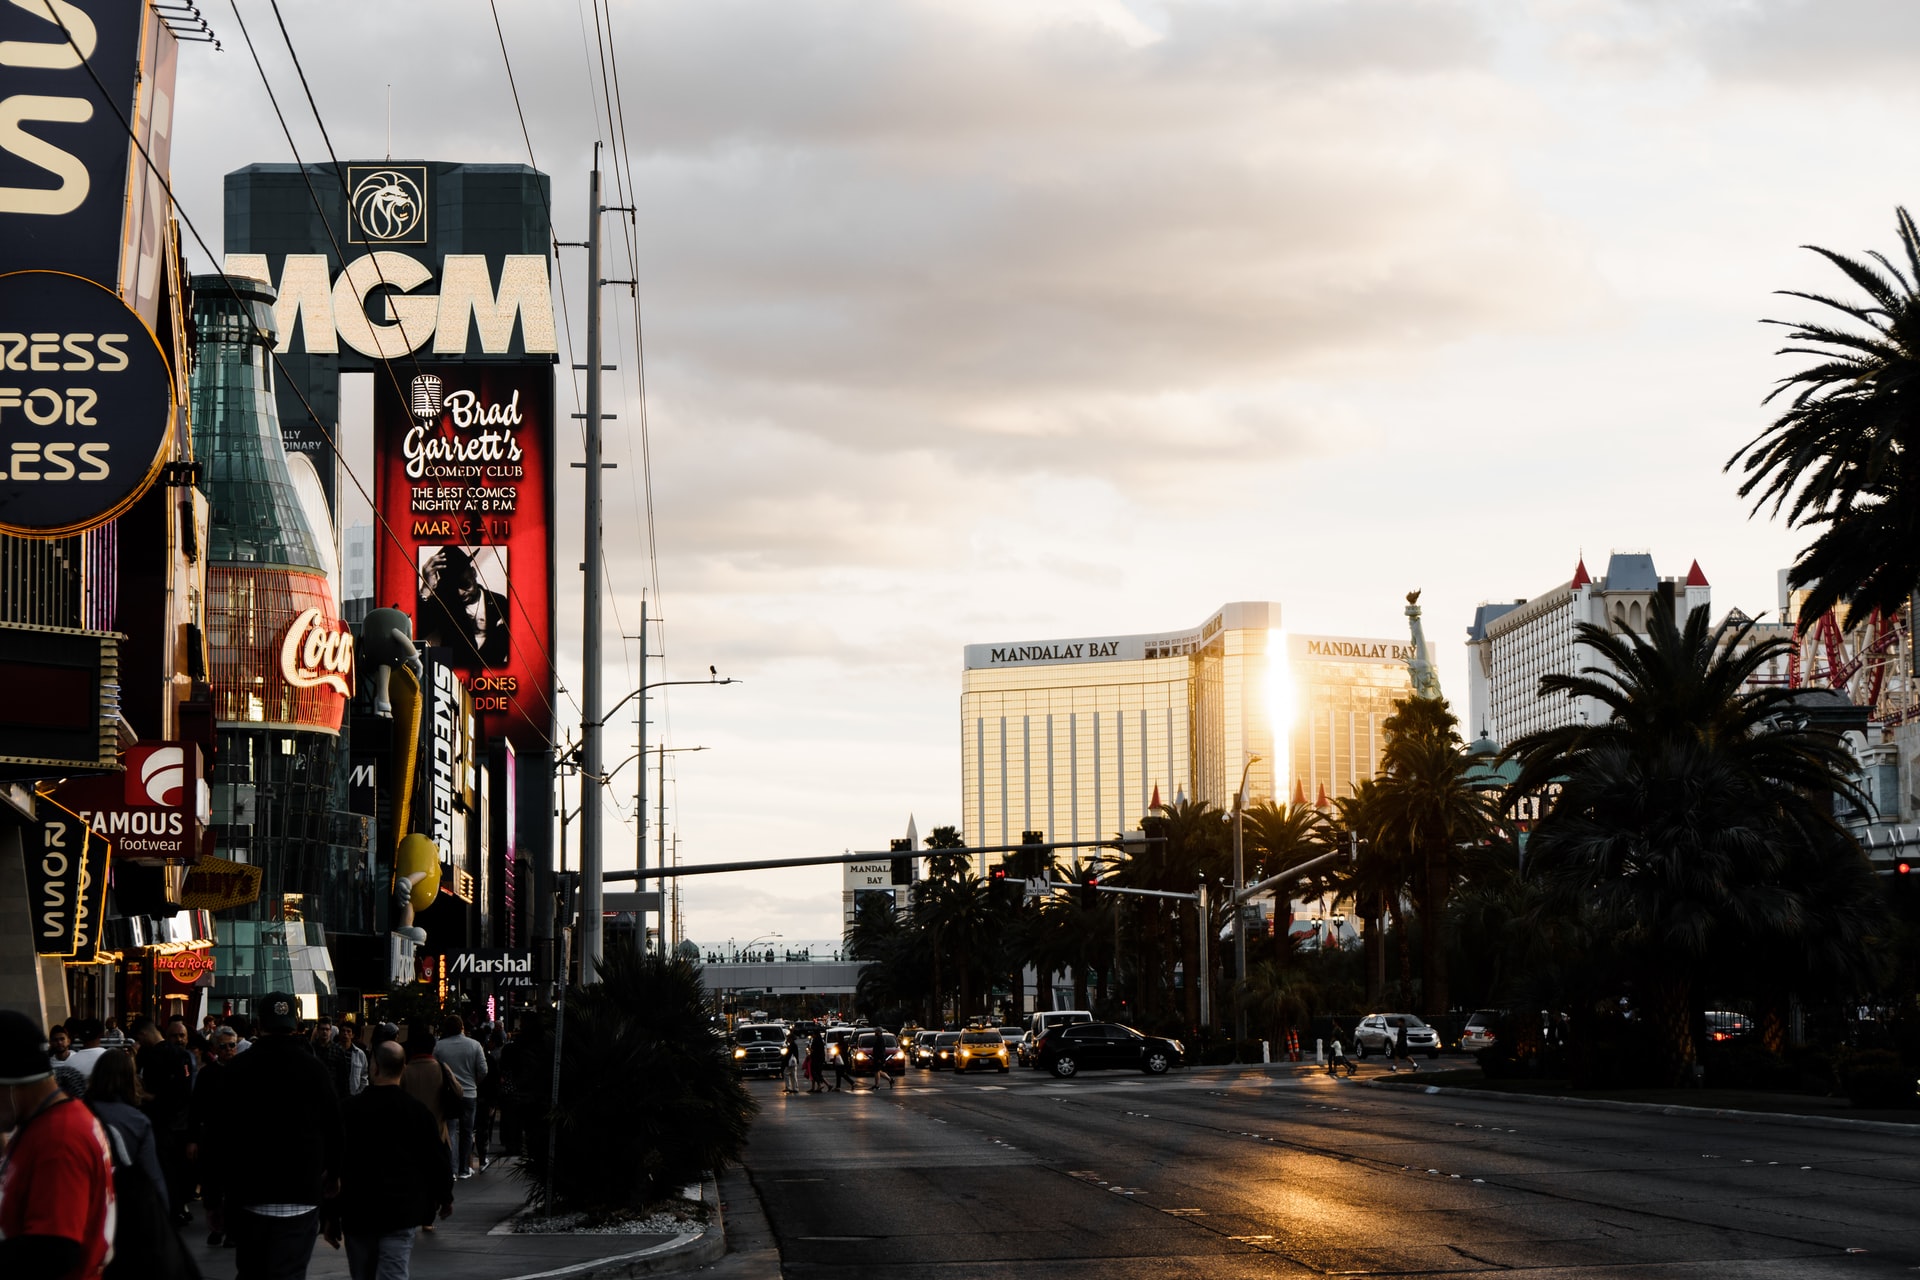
(1303, 639, 1414, 661)
(989, 641, 1123, 664)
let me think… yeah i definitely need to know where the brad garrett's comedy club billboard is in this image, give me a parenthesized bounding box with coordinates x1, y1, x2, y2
(372, 363, 554, 754)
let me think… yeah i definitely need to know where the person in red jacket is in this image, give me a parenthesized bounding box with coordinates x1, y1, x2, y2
(0, 1009, 115, 1280)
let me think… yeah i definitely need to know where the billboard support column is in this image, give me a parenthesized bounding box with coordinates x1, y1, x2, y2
(579, 161, 606, 986)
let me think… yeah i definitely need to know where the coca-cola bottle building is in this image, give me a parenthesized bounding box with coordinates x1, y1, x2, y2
(192, 273, 365, 1013)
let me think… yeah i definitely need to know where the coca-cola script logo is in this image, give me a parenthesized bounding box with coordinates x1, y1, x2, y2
(280, 607, 355, 696)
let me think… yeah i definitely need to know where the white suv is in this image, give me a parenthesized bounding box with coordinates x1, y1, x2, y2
(1354, 1013, 1441, 1059)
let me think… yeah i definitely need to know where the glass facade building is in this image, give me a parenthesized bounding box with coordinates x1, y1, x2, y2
(962, 604, 1419, 861)
(1284, 635, 1417, 807)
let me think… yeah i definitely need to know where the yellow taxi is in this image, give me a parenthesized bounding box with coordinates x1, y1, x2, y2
(954, 1028, 1011, 1074)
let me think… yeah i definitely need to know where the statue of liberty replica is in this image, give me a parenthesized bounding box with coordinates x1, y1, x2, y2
(1403, 590, 1444, 701)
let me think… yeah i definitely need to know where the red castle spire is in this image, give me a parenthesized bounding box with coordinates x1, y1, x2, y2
(1571, 556, 1592, 589)
(1686, 559, 1709, 587)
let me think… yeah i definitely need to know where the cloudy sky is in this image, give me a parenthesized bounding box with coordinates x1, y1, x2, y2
(171, 0, 1920, 949)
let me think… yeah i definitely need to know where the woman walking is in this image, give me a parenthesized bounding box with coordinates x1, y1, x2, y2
(1388, 1019, 1418, 1073)
(807, 1027, 827, 1094)
(782, 1029, 800, 1094)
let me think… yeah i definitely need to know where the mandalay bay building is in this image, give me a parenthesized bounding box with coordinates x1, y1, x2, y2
(960, 602, 1414, 862)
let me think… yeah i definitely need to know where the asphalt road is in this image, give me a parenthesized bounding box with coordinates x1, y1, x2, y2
(740, 1061, 1920, 1278)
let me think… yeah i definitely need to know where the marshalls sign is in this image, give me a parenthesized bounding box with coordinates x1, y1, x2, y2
(443, 948, 535, 987)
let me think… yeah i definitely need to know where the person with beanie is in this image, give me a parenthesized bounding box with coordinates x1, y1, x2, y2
(0, 1008, 116, 1280)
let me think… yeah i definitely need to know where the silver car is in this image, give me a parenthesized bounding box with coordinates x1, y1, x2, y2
(1354, 1013, 1441, 1059)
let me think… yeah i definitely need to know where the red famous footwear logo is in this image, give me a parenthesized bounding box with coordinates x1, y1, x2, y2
(125, 744, 186, 806)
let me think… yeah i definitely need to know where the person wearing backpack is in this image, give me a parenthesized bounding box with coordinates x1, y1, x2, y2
(86, 1052, 198, 1280)
(0, 1009, 117, 1280)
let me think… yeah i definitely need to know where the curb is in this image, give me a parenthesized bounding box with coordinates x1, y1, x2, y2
(495, 1177, 728, 1280)
(1363, 1079, 1920, 1136)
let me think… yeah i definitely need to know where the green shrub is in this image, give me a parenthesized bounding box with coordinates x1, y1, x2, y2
(516, 950, 757, 1215)
(1699, 1042, 1795, 1091)
(1840, 1049, 1918, 1110)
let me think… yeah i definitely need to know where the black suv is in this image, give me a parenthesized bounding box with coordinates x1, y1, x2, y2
(729, 1023, 788, 1078)
(1038, 1022, 1183, 1077)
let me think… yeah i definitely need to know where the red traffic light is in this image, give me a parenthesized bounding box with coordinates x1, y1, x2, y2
(1899, 861, 1913, 876)
(990, 866, 1008, 881)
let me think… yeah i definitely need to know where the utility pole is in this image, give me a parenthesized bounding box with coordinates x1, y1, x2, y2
(1197, 880, 1210, 1032)
(636, 601, 648, 955)
(1231, 753, 1260, 1054)
(657, 739, 667, 957)
(579, 157, 605, 985)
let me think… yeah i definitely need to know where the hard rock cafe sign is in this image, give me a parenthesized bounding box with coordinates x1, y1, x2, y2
(280, 606, 354, 696)
(153, 949, 215, 987)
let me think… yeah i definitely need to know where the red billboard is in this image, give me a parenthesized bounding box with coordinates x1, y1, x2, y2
(372, 363, 555, 754)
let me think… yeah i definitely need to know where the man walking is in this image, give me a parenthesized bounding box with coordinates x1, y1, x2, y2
(323, 1041, 453, 1279)
(314, 1017, 352, 1099)
(64, 1019, 107, 1080)
(0, 1010, 115, 1280)
(189, 1025, 238, 1247)
(133, 1014, 196, 1225)
(431, 1015, 486, 1179)
(203, 992, 343, 1279)
(339, 1022, 368, 1097)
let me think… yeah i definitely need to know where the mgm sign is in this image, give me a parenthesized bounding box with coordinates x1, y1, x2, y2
(222, 160, 557, 508)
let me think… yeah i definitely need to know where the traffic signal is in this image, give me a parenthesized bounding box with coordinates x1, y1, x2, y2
(1079, 870, 1098, 909)
(990, 860, 1016, 904)
(889, 837, 913, 885)
(1020, 830, 1046, 880)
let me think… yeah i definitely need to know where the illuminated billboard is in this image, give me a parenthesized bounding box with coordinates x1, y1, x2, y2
(371, 363, 554, 754)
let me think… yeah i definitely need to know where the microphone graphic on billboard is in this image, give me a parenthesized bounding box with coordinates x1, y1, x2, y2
(409, 374, 444, 426)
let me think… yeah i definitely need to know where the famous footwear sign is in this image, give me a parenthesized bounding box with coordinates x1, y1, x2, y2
(51, 742, 210, 861)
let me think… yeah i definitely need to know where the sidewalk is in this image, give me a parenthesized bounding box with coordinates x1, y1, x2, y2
(181, 1163, 699, 1280)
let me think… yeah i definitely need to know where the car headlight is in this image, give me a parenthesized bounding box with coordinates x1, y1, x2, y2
(855, 1051, 869, 1060)
(733, 1048, 746, 1058)
(1171, 1041, 1184, 1055)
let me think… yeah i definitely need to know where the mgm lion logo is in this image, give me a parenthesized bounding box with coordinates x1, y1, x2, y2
(349, 166, 426, 243)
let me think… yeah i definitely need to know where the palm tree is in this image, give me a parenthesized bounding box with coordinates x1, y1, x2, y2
(1238, 959, 1320, 1043)
(1243, 801, 1330, 965)
(914, 873, 998, 1018)
(1504, 605, 1874, 1086)
(1327, 778, 1410, 1005)
(1374, 697, 1498, 1017)
(1729, 206, 1920, 629)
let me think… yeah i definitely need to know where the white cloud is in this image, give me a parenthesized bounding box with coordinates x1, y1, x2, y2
(168, 0, 1918, 949)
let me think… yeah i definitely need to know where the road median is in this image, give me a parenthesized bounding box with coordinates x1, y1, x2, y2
(1365, 1075, 1920, 1135)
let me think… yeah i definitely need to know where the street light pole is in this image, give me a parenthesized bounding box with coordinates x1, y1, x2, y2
(1232, 753, 1260, 1053)
(651, 744, 708, 956)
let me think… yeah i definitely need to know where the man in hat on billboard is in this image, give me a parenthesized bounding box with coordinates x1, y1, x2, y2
(0, 1009, 116, 1279)
(203, 992, 342, 1279)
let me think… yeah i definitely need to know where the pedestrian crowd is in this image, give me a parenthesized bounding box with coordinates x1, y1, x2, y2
(0, 997, 537, 1280)
(779, 1025, 893, 1094)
